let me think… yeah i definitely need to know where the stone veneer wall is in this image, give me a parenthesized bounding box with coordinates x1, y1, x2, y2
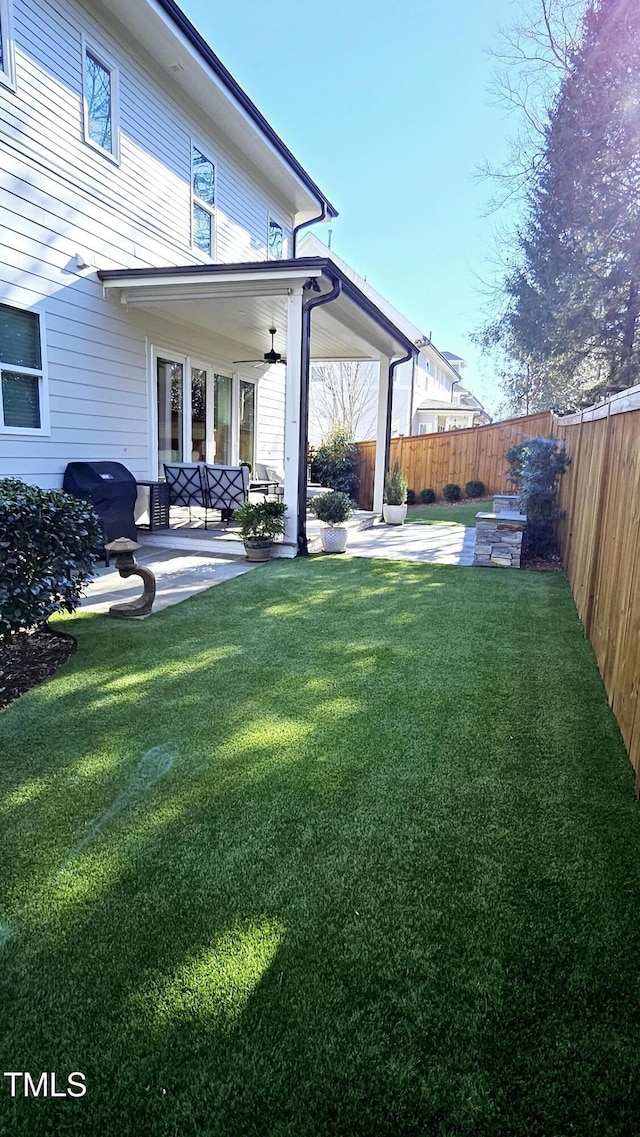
(473, 511, 526, 569)
(493, 494, 519, 514)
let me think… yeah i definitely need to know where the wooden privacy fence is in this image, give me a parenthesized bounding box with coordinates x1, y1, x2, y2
(354, 411, 552, 509)
(552, 387, 640, 791)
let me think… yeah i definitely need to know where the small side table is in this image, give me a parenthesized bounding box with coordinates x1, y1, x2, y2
(136, 480, 170, 530)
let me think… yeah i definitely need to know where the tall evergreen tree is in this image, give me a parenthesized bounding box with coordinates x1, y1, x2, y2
(486, 0, 640, 412)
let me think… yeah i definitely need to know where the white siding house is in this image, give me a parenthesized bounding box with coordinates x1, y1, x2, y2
(0, 0, 416, 550)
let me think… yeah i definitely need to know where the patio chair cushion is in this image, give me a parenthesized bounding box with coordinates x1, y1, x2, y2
(163, 463, 206, 507)
(202, 464, 249, 511)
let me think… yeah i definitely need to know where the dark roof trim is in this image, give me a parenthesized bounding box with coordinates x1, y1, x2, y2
(98, 257, 418, 358)
(154, 0, 338, 219)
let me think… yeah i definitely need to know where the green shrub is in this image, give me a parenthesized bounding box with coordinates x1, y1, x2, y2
(309, 491, 354, 526)
(234, 500, 286, 541)
(505, 437, 569, 556)
(313, 428, 359, 496)
(406, 489, 417, 506)
(0, 478, 101, 639)
(442, 483, 461, 502)
(465, 479, 486, 499)
(384, 462, 408, 505)
(420, 488, 436, 504)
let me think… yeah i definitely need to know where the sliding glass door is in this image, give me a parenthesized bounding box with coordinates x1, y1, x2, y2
(157, 357, 184, 476)
(155, 353, 255, 476)
(239, 379, 255, 467)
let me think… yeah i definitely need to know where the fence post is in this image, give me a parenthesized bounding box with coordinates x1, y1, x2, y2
(584, 404, 613, 639)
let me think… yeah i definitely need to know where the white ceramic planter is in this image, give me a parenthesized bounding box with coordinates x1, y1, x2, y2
(320, 526, 348, 553)
(383, 504, 407, 525)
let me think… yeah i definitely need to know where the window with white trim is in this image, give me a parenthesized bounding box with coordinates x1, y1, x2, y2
(268, 219, 284, 260)
(0, 304, 47, 433)
(192, 146, 216, 256)
(82, 39, 119, 161)
(0, 0, 16, 89)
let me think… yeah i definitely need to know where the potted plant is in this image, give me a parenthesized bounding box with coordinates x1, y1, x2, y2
(233, 500, 286, 561)
(383, 462, 408, 524)
(309, 491, 353, 553)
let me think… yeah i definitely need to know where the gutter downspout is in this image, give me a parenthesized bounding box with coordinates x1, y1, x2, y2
(384, 348, 415, 485)
(298, 276, 342, 555)
(293, 202, 328, 258)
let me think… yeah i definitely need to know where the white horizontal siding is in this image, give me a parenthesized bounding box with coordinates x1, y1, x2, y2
(256, 367, 285, 467)
(7, 0, 296, 268)
(0, 0, 297, 487)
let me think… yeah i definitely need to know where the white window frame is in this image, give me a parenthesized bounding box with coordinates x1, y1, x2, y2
(0, 0, 16, 91)
(0, 304, 50, 436)
(191, 140, 216, 260)
(267, 216, 285, 261)
(81, 35, 120, 164)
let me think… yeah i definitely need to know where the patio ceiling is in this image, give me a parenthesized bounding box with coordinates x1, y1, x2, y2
(98, 258, 414, 364)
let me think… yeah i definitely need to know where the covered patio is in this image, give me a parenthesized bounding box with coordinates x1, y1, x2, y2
(98, 257, 416, 555)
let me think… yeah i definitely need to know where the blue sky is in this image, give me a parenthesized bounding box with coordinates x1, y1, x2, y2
(181, 0, 522, 413)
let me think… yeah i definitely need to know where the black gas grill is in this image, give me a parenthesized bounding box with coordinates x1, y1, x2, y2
(63, 462, 138, 558)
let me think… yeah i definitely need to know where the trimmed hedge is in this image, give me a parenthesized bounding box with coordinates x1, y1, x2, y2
(406, 489, 417, 506)
(420, 488, 436, 504)
(0, 478, 101, 639)
(442, 483, 461, 502)
(465, 479, 486, 499)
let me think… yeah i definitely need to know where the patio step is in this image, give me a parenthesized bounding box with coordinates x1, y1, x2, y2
(141, 511, 376, 557)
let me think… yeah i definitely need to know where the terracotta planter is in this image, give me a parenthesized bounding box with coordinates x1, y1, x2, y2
(383, 504, 407, 525)
(243, 538, 273, 562)
(320, 526, 348, 554)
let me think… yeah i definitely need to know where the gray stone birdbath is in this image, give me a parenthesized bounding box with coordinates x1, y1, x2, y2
(104, 538, 156, 617)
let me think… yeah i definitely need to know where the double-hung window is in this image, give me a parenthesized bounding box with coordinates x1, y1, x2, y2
(82, 38, 119, 162)
(268, 219, 284, 260)
(0, 304, 48, 434)
(0, 0, 16, 89)
(192, 145, 216, 257)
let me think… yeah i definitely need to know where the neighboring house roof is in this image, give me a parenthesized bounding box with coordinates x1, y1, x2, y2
(100, 0, 337, 221)
(442, 351, 466, 364)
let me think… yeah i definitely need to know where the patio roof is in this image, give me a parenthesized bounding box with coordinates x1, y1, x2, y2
(98, 258, 416, 363)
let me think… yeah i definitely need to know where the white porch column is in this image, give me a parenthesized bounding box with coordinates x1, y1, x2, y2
(281, 288, 304, 554)
(373, 354, 391, 515)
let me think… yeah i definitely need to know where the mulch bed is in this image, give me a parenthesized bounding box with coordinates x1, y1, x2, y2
(0, 628, 77, 710)
(522, 550, 563, 571)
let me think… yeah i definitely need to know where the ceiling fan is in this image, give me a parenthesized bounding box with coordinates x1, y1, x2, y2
(234, 327, 286, 367)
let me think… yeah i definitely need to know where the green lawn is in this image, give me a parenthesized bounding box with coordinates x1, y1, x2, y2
(1, 557, 639, 1136)
(407, 498, 492, 526)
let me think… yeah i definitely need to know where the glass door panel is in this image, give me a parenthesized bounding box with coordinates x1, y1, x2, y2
(214, 374, 232, 464)
(157, 357, 183, 477)
(190, 367, 207, 462)
(239, 379, 255, 467)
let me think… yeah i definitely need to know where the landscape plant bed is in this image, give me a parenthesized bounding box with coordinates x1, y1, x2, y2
(0, 628, 77, 710)
(1, 558, 639, 1136)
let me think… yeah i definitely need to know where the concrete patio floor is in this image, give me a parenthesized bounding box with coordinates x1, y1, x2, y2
(79, 521, 476, 617)
(79, 546, 263, 615)
(343, 522, 475, 566)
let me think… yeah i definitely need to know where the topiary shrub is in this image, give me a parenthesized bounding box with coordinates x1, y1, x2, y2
(313, 427, 359, 496)
(420, 488, 436, 504)
(384, 462, 408, 505)
(406, 489, 417, 506)
(505, 437, 569, 556)
(442, 483, 461, 502)
(309, 491, 354, 526)
(465, 479, 486, 499)
(0, 478, 102, 639)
